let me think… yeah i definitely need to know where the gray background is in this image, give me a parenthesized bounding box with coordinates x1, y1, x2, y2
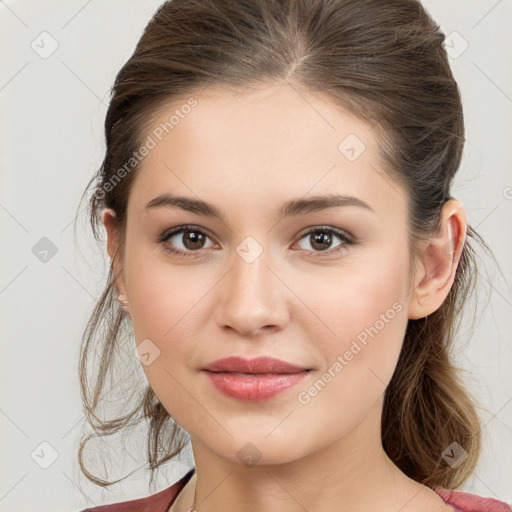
(0, 0, 511, 510)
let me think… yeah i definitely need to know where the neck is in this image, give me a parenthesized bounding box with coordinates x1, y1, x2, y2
(177, 402, 445, 512)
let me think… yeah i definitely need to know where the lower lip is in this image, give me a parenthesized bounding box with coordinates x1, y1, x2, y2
(203, 370, 310, 401)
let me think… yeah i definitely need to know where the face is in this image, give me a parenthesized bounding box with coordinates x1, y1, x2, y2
(106, 81, 421, 466)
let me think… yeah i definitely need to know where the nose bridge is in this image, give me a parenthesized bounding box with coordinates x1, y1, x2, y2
(232, 241, 270, 296)
(216, 236, 288, 335)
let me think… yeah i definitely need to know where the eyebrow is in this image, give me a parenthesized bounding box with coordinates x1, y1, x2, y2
(144, 192, 375, 221)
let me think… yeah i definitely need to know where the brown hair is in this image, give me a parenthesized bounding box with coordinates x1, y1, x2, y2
(76, 0, 497, 492)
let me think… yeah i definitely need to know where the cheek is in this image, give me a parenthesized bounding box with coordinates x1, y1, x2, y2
(307, 260, 407, 340)
(300, 251, 410, 387)
(123, 250, 202, 423)
(124, 244, 210, 340)
(292, 272, 409, 439)
(122, 248, 208, 394)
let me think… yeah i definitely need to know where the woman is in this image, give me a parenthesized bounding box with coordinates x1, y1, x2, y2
(76, 0, 511, 510)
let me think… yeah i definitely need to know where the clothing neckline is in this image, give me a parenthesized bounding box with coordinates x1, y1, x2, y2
(166, 468, 195, 510)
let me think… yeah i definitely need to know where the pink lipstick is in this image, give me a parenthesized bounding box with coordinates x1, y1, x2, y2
(202, 356, 311, 401)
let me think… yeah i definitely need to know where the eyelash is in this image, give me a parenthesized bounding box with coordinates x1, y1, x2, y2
(158, 225, 355, 259)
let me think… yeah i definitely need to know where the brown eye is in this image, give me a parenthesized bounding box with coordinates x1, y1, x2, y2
(159, 226, 215, 257)
(296, 227, 353, 256)
(308, 231, 334, 251)
(181, 230, 207, 250)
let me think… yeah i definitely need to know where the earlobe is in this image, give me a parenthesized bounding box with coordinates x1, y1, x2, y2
(407, 200, 467, 320)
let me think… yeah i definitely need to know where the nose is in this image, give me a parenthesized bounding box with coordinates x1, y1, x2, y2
(214, 246, 290, 337)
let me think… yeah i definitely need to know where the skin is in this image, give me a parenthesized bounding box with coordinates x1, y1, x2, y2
(103, 80, 465, 512)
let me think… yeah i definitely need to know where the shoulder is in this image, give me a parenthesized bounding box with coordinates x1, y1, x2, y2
(436, 487, 512, 512)
(77, 468, 195, 512)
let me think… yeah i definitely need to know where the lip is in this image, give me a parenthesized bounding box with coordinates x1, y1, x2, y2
(202, 356, 309, 374)
(202, 356, 311, 401)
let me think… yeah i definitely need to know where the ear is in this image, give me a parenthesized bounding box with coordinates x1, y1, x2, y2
(102, 208, 128, 308)
(407, 199, 467, 320)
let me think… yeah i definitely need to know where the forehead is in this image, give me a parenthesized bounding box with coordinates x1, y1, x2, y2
(128, 81, 408, 225)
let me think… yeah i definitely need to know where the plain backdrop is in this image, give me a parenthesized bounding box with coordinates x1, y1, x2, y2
(0, 0, 511, 510)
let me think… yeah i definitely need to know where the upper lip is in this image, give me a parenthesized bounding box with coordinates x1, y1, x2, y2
(202, 356, 310, 374)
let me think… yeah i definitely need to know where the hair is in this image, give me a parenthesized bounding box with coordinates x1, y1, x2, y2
(76, 0, 499, 493)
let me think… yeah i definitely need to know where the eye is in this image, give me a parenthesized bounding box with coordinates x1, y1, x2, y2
(158, 225, 355, 258)
(294, 227, 354, 257)
(158, 225, 216, 257)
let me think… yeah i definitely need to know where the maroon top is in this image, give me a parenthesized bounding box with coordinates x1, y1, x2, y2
(79, 468, 511, 512)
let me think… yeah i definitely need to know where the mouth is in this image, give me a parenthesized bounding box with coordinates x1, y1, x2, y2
(202, 367, 312, 401)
